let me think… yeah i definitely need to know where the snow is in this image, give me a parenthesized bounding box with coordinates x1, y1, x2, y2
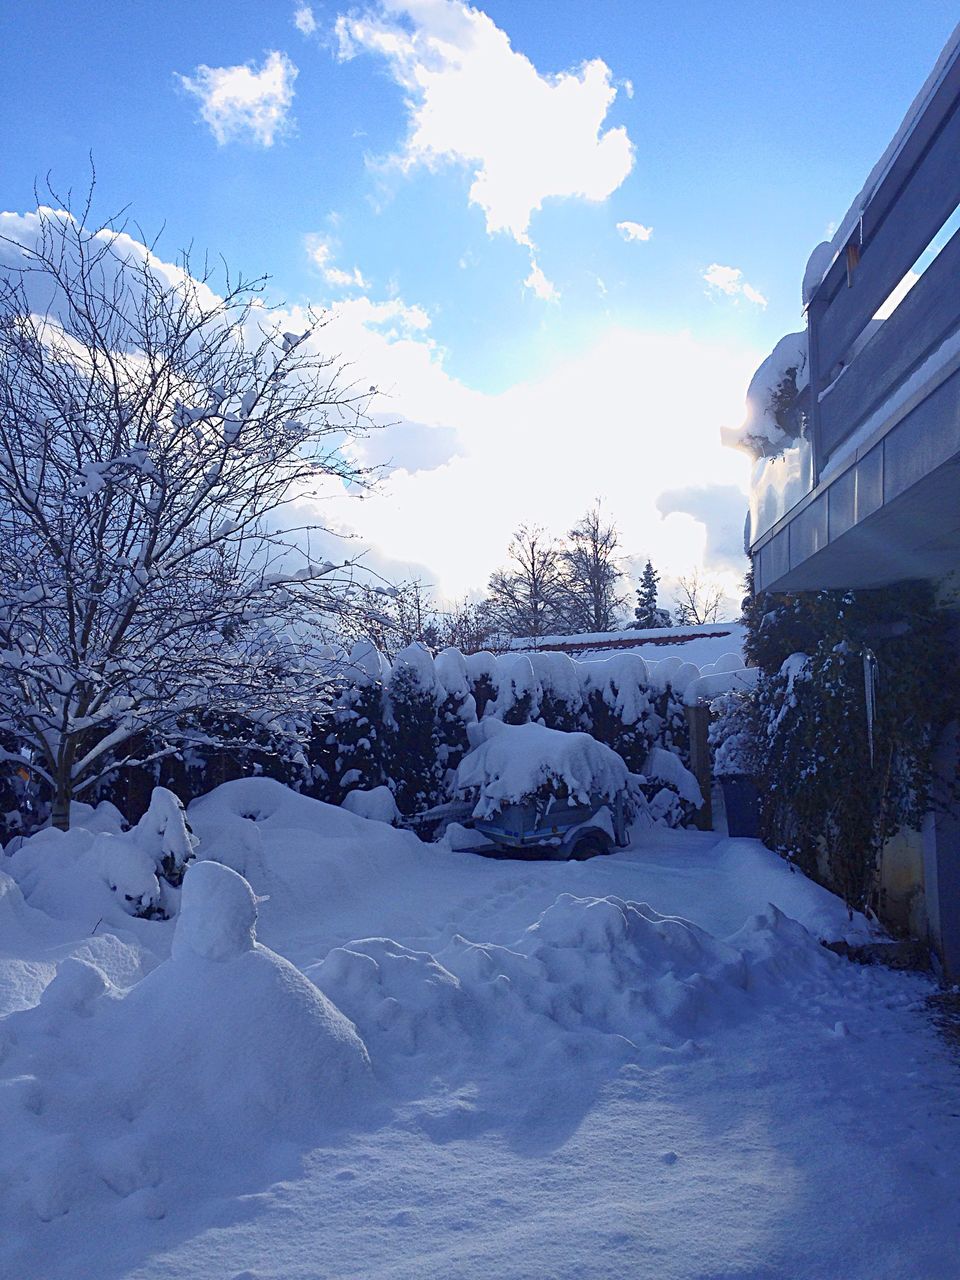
(346, 638, 391, 684)
(489, 651, 541, 721)
(390, 640, 443, 700)
(342, 785, 401, 825)
(508, 622, 747, 669)
(434, 645, 472, 701)
(172, 859, 257, 960)
(454, 721, 633, 818)
(721, 330, 808, 459)
(527, 648, 583, 709)
(579, 652, 651, 722)
(642, 746, 703, 807)
(2, 780, 958, 1280)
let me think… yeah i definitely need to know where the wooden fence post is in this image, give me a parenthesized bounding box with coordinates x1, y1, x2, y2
(685, 704, 713, 831)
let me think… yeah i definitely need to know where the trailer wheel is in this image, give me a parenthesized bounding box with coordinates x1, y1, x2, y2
(567, 829, 612, 861)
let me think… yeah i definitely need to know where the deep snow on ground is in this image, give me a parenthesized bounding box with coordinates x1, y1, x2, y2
(2, 779, 959, 1280)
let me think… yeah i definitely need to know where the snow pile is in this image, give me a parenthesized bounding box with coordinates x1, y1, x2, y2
(314, 890, 846, 1088)
(0, 860, 371, 1228)
(721, 331, 808, 459)
(6, 787, 196, 925)
(454, 722, 632, 819)
(342, 785, 400, 825)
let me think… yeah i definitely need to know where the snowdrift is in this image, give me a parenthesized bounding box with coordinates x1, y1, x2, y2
(0, 859, 371, 1230)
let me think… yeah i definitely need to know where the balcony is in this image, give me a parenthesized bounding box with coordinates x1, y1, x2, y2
(749, 30, 960, 594)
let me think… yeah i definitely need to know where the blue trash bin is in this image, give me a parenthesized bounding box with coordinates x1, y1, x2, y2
(720, 775, 761, 838)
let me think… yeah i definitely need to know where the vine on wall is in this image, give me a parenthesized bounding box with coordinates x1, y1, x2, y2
(739, 574, 958, 913)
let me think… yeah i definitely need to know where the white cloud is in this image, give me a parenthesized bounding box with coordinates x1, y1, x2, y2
(284, 292, 758, 601)
(617, 220, 652, 242)
(0, 208, 756, 606)
(306, 234, 370, 290)
(294, 4, 317, 35)
(702, 263, 767, 308)
(335, 0, 634, 243)
(178, 51, 298, 147)
(523, 258, 559, 303)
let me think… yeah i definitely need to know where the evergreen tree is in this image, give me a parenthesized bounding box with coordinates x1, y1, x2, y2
(632, 560, 672, 629)
(464, 652, 499, 719)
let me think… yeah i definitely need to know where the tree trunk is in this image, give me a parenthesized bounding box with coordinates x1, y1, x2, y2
(51, 779, 71, 831)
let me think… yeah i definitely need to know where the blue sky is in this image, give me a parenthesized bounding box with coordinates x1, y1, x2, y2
(3, 1, 957, 604)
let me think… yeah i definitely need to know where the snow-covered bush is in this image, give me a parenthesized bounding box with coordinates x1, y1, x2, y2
(709, 690, 759, 779)
(464, 651, 499, 720)
(7, 786, 196, 920)
(528, 651, 583, 731)
(491, 653, 542, 725)
(434, 647, 478, 778)
(329, 642, 391, 803)
(578, 655, 655, 773)
(385, 644, 445, 816)
(640, 746, 703, 829)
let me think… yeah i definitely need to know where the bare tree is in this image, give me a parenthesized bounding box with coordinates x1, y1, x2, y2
(436, 597, 496, 654)
(338, 577, 441, 659)
(557, 501, 626, 633)
(485, 525, 565, 641)
(673, 569, 726, 625)
(0, 198, 378, 827)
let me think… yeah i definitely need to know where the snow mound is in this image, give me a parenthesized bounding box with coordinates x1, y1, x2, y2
(172, 860, 257, 961)
(315, 891, 844, 1086)
(0, 862, 371, 1227)
(313, 938, 470, 1061)
(189, 775, 397, 841)
(642, 747, 703, 807)
(342, 786, 400, 825)
(6, 787, 196, 926)
(455, 722, 631, 819)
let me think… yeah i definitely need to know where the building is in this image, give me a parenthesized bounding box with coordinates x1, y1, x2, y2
(732, 26, 960, 975)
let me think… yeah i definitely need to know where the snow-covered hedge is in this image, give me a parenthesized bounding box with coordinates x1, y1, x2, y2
(7, 638, 736, 834)
(311, 641, 702, 827)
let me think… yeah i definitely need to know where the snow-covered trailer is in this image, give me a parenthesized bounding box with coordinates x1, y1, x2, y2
(472, 790, 629, 859)
(448, 721, 641, 860)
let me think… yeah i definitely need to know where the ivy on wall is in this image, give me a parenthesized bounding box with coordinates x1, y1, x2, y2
(739, 574, 958, 913)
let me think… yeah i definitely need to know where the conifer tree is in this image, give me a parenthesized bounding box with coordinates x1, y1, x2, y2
(632, 560, 672, 629)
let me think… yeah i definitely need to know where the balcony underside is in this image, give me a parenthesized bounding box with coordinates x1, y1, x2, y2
(752, 366, 960, 592)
